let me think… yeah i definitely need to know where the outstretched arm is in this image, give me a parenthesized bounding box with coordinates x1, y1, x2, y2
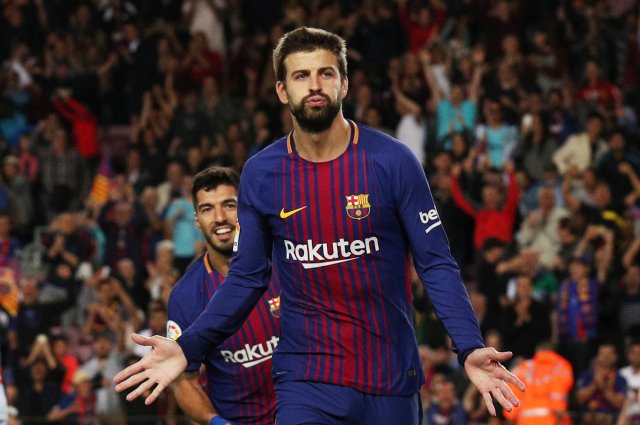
(393, 145, 525, 414)
(114, 161, 272, 405)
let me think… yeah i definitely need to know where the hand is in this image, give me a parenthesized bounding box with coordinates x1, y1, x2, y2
(464, 347, 525, 416)
(210, 415, 232, 425)
(618, 162, 633, 176)
(471, 45, 486, 66)
(418, 49, 432, 66)
(114, 334, 188, 405)
(451, 164, 462, 177)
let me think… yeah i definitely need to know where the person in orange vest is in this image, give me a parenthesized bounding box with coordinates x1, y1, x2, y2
(504, 340, 574, 425)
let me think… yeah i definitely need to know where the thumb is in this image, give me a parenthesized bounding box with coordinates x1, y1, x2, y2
(130, 333, 154, 346)
(491, 350, 514, 362)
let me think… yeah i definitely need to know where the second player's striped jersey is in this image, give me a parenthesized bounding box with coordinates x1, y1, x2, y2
(178, 121, 483, 395)
(168, 255, 281, 424)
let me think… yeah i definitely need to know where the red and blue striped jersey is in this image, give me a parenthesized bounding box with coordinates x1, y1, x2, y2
(168, 255, 281, 424)
(178, 121, 483, 396)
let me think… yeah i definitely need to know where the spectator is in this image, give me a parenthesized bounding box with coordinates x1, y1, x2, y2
(38, 128, 88, 217)
(155, 160, 185, 215)
(144, 240, 179, 303)
(515, 185, 569, 269)
(397, 0, 446, 53)
(615, 265, 640, 336)
(553, 112, 608, 175)
(132, 302, 167, 358)
(422, 47, 484, 148)
(618, 339, 640, 425)
(451, 162, 520, 249)
(12, 277, 73, 362)
(163, 175, 202, 273)
(576, 342, 627, 425)
(82, 277, 140, 350)
(50, 336, 79, 395)
(79, 331, 124, 425)
(475, 99, 518, 169)
(500, 275, 552, 360)
(0, 214, 21, 267)
(512, 113, 557, 183)
(556, 247, 611, 376)
(575, 59, 621, 115)
(46, 369, 96, 425)
(16, 358, 61, 425)
(1, 155, 33, 240)
(597, 129, 640, 201)
(424, 378, 467, 425)
(99, 200, 148, 275)
(16, 133, 38, 184)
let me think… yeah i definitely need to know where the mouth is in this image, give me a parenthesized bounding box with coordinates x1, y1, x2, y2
(212, 225, 234, 240)
(306, 95, 327, 107)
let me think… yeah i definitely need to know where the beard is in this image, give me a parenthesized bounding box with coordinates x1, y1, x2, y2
(290, 92, 342, 134)
(203, 231, 234, 257)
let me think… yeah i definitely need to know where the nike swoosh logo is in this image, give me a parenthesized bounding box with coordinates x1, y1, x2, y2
(280, 206, 307, 219)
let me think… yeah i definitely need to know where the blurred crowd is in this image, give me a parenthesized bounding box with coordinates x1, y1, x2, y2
(1, 0, 640, 424)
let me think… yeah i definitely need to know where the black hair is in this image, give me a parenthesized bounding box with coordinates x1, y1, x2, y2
(191, 166, 240, 210)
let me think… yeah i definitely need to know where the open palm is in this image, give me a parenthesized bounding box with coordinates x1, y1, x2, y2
(464, 347, 526, 416)
(114, 334, 188, 405)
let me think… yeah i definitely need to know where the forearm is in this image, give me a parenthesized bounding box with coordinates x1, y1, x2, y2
(173, 373, 217, 425)
(177, 274, 267, 363)
(576, 383, 597, 404)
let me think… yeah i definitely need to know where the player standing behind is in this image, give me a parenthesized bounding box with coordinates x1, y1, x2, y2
(167, 167, 280, 425)
(115, 27, 525, 425)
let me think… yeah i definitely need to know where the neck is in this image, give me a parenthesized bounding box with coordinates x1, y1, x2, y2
(292, 115, 351, 162)
(206, 249, 231, 277)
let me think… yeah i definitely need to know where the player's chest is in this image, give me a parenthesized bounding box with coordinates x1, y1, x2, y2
(265, 160, 394, 239)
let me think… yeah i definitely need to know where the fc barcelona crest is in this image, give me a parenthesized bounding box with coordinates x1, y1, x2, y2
(268, 296, 281, 318)
(345, 194, 371, 220)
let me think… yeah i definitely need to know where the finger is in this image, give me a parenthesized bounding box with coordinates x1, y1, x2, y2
(500, 380, 522, 407)
(114, 360, 145, 385)
(490, 350, 514, 362)
(482, 391, 496, 416)
(131, 333, 154, 346)
(126, 377, 156, 402)
(501, 368, 527, 392)
(145, 381, 166, 405)
(491, 386, 513, 412)
(114, 370, 148, 393)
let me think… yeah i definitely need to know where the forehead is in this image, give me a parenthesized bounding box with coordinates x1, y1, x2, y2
(196, 184, 237, 205)
(283, 49, 340, 75)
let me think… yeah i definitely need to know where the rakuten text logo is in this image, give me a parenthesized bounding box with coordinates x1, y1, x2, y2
(420, 209, 442, 234)
(284, 237, 380, 269)
(220, 336, 279, 368)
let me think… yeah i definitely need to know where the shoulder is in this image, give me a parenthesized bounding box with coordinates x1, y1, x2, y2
(170, 256, 206, 300)
(243, 136, 289, 175)
(356, 123, 419, 164)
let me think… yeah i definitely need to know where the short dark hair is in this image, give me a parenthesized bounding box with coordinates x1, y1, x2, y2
(272, 27, 347, 83)
(191, 166, 240, 210)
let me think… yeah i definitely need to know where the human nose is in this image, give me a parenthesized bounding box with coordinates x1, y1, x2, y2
(308, 74, 321, 91)
(212, 206, 227, 223)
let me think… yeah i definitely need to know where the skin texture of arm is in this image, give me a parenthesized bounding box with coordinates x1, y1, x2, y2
(173, 371, 227, 425)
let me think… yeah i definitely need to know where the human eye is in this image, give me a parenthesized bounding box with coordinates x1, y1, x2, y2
(322, 69, 335, 78)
